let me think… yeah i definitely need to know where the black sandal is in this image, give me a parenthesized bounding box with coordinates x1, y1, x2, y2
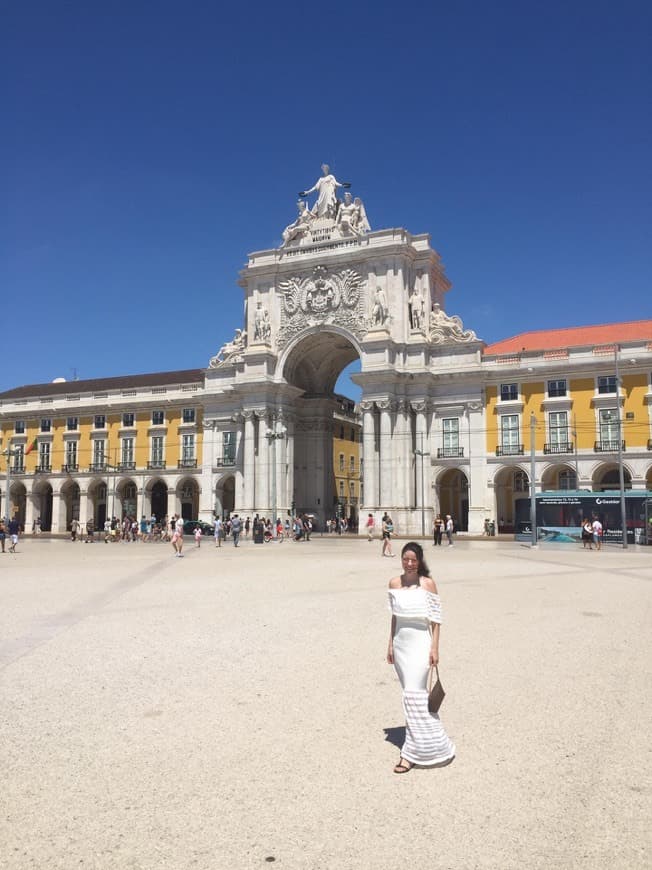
(393, 759, 414, 774)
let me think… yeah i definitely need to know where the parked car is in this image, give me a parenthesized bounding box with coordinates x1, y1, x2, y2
(183, 519, 215, 536)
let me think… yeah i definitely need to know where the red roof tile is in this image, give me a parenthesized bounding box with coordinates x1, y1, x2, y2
(483, 320, 652, 356)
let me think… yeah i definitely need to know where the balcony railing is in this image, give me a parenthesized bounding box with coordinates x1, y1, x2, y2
(177, 458, 197, 469)
(437, 447, 465, 459)
(543, 442, 574, 455)
(88, 462, 107, 472)
(495, 444, 524, 456)
(214, 456, 236, 467)
(147, 460, 166, 469)
(11, 465, 25, 474)
(35, 464, 51, 473)
(594, 440, 626, 453)
(118, 462, 136, 472)
(62, 463, 79, 473)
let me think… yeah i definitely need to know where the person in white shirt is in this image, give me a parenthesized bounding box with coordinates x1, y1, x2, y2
(171, 514, 185, 557)
(445, 515, 454, 546)
(591, 517, 603, 551)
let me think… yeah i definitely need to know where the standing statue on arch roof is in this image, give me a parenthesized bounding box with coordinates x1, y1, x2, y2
(299, 163, 351, 219)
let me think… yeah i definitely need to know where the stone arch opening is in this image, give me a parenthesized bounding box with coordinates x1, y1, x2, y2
(541, 463, 577, 491)
(215, 475, 235, 519)
(32, 480, 53, 531)
(436, 468, 469, 532)
(493, 466, 529, 533)
(60, 480, 80, 531)
(116, 478, 138, 518)
(87, 478, 107, 528)
(147, 479, 168, 522)
(280, 328, 362, 524)
(7, 482, 27, 527)
(177, 477, 199, 521)
(593, 464, 632, 491)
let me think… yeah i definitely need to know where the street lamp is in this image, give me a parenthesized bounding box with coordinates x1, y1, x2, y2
(413, 432, 429, 538)
(266, 422, 287, 536)
(611, 345, 627, 548)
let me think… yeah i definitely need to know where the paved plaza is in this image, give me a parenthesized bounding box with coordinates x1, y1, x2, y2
(1, 535, 650, 869)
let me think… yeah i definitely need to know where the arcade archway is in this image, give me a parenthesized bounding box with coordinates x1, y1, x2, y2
(281, 328, 361, 522)
(436, 468, 469, 531)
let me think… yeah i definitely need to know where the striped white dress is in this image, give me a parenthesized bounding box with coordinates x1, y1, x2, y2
(388, 586, 456, 766)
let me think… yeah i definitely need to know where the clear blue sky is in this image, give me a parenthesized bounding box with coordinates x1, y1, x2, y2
(3, 1, 651, 396)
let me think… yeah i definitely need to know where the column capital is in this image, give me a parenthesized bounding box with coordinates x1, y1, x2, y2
(241, 409, 255, 421)
(410, 400, 428, 413)
(376, 399, 394, 413)
(359, 401, 375, 413)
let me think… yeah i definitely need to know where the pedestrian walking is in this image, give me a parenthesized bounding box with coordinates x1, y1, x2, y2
(445, 515, 454, 546)
(381, 513, 395, 557)
(0, 518, 6, 552)
(8, 518, 20, 553)
(214, 517, 222, 547)
(433, 514, 443, 546)
(70, 518, 80, 542)
(366, 513, 375, 542)
(194, 526, 202, 548)
(171, 515, 185, 557)
(231, 514, 242, 547)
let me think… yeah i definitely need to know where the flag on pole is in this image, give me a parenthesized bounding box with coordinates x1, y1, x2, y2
(25, 437, 38, 455)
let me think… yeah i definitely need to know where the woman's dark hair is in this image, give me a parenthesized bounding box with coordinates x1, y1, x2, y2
(401, 541, 431, 578)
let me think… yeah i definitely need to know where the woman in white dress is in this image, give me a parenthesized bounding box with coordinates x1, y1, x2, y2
(387, 541, 455, 773)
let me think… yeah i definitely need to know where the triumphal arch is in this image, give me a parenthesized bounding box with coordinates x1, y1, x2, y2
(202, 165, 486, 534)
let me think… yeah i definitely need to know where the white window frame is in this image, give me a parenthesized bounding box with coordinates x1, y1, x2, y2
(182, 433, 195, 462)
(548, 411, 569, 446)
(121, 437, 135, 465)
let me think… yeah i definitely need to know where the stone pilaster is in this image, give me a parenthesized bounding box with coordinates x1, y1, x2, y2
(360, 401, 377, 509)
(242, 411, 255, 513)
(377, 400, 393, 508)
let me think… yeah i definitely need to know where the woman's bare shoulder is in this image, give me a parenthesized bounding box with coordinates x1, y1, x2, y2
(420, 576, 438, 593)
(388, 576, 403, 589)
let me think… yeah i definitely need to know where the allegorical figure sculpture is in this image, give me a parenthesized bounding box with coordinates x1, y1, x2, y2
(337, 192, 371, 237)
(299, 163, 351, 219)
(253, 302, 271, 342)
(282, 200, 313, 247)
(372, 286, 389, 326)
(209, 328, 247, 367)
(409, 286, 426, 330)
(428, 304, 477, 344)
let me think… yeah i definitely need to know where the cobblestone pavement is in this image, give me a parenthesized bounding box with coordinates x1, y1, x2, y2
(1, 536, 650, 869)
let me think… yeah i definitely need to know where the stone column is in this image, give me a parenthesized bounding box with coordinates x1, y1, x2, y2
(255, 410, 269, 513)
(50, 490, 62, 533)
(393, 400, 410, 507)
(166, 486, 176, 520)
(78, 490, 89, 526)
(466, 400, 488, 535)
(24, 484, 35, 532)
(377, 400, 393, 508)
(242, 411, 255, 513)
(412, 401, 429, 511)
(360, 402, 377, 509)
(285, 417, 295, 514)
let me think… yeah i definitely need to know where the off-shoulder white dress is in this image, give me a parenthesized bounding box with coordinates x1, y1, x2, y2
(388, 586, 456, 766)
